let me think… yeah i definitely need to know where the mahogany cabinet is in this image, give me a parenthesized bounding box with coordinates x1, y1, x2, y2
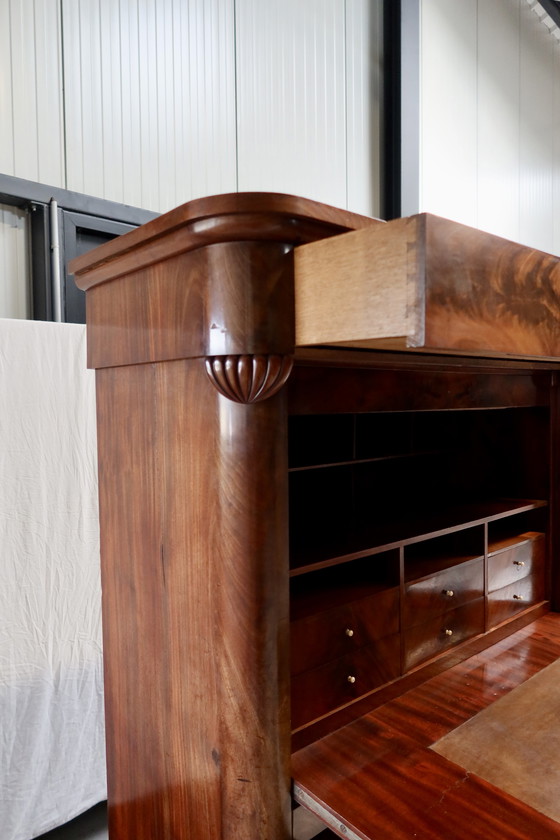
(71, 194, 560, 839)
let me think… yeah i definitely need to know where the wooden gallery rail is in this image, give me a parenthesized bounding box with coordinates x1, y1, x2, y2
(71, 194, 560, 840)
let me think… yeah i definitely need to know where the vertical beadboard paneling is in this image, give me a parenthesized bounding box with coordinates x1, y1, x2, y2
(235, 0, 347, 208)
(32, 0, 65, 186)
(63, 0, 237, 212)
(1, 0, 64, 186)
(0, 0, 14, 176)
(11, 0, 39, 178)
(519, 1, 555, 252)
(63, 0, 106, 198)
(0, 204, 31, 320)
(477, 0, 521, 242)
(419, 0, 560, 254)
(346, 0, 383, 218)
(137, 0, 160, 211)
(99, 0, 126, 204)
(420, 0, 478, 225)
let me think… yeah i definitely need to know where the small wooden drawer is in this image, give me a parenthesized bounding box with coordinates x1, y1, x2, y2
(487, 575, 546, 629)
(403, 558, 483, 629)
(488, 533, 545, 593)
(290, 586, 399, 675)
(404, 598, 484, 672)
(291, 634, 400, 730)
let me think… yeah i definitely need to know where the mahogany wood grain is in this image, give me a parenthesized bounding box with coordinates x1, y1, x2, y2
(70, 192, 381, 287)
(403, 558, 484, 628)
(487, 582, 546, 629)
(85, 241, 295, 369)
(291, 603, 549, 750)
(76, 194, 383, 840)
(424, 215, 560, 357)
(74, 193, 560, 839)
(288, 363, 552, 416)
(488, 533, 545, 592)
(291, 634, 401, 730)
(70, 193, 380, 370)
(403, 598, 485, 672)
(294, 212, 560, 360)
(96, 359, 291, 839)
(293, 614, 560, 840)
(371, 613, 560, 745)
(290, 586, 400, 675)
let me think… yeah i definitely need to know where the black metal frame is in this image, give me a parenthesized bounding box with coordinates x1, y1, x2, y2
(382, 0, 421, 221)
(0, 172, 158, 323)
(538, 0, 560, 28)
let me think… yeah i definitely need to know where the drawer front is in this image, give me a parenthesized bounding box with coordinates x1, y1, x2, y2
(290, 586, 399, 675)
(403, 558, 484, 629)
(404, 598, 484, 673)
(487, 575, 546, 629)
(291, 634, 400, 730)
(488, 534, 545, 593)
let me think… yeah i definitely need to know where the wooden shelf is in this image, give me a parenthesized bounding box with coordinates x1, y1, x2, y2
(290, 555, 399, 621)
(290, 498, 547, 576)
(404, 552, 484, 584)
(488, 530, 545, 555)
(288, 450, 439, 473)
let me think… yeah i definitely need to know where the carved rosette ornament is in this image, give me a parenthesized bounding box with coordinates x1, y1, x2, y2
(205, 354, 293, 403)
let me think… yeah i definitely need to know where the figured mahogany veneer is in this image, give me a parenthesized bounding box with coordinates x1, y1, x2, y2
(293, 615, 560, 840)
(71, 194, 379, 840)
(403, 558, 484, 628)
(295, 213, 560, 358)
(488, 532, 545, 591)
(71, 193, 560, 840)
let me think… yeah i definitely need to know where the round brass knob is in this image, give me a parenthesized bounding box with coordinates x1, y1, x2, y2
(345, 628, 354, 637)
(443, 589, 454, 597)
(513, 560, 525, 567)
(513, 594, 524, 601)
(444, 628, 453, 636)
(347, 675, 356, 684)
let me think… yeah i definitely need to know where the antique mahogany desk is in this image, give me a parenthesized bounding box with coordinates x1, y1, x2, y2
(71, 194, 560, 839)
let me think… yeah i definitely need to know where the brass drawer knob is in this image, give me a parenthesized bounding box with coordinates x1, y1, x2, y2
(444, 628, 453, 636)
(345, 628, 354, 637)
(513, 594, 524, 601)
(513, 560, 525, 567)
(347, 675, 356, 684)
(443, 589, 455, 598)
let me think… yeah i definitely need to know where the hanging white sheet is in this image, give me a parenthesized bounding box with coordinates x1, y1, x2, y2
(0, 318, 105, 840)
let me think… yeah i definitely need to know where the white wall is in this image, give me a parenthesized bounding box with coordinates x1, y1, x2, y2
(61, 0, 238, 212)
(0, 204, 30, 319)
(0, 0, 64, 187)
(0, 0, 382, 218)
(419, 0, 560, 255)
(235, 0, 382, 215)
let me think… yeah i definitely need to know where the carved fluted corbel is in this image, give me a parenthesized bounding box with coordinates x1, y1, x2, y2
(205, 354, 293, 404)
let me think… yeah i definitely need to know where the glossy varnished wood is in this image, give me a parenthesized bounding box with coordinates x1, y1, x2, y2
(74, 194, 560, 839)
(96, 358, 291, 838)
(294, 213, 560, 359)
(76, 195, 381, 840)
(70, 193, 380, 370)
(85, 241, 297, 368)
(293, 614, 560, 839)
(70, 192, 380, 288)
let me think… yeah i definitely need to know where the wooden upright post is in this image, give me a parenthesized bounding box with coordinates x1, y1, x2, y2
(71, 193, 377, 839)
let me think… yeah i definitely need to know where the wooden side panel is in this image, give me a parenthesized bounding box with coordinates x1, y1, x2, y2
(95, 358, 290, 839)
(294, 216, 422, 348)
